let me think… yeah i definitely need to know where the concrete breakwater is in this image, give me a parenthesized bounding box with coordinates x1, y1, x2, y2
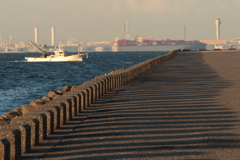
(0, 49, 180, 160)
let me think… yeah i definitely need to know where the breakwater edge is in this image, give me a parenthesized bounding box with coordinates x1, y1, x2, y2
(0, 49, 180, 159)
(0, 51, 167, 116)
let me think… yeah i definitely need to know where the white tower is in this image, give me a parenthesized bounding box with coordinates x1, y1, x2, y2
(184, 25, 186, 40)
(34, 27, 38, 44)
(51, 27, 55, 46)
(123, 21, 130, 39)
(215, 18, 221, 39)
(9, 36, 12, 45)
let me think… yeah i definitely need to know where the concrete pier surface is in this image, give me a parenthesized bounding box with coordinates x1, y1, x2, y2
(20, 50, 240, 160)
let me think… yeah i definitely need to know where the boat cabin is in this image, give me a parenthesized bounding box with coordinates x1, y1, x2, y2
(54, 47, 67, 56)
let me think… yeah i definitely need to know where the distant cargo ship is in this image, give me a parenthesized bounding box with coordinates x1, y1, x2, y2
(112, 36, 207, 52)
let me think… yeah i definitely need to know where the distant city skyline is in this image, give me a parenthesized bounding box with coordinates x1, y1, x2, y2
(1, 0, 240, 45)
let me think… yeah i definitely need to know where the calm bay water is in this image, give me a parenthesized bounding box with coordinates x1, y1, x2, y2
(0, 51, 167, 115)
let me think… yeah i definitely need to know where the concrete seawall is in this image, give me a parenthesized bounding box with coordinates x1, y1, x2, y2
(0, 49, 180, 159)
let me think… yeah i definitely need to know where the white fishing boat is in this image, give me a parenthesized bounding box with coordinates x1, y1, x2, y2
(25, 40, 88, 62)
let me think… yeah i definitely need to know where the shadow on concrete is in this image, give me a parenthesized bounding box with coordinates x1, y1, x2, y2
(20, 53, 240, 160)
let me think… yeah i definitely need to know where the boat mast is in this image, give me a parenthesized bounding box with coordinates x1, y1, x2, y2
(28, 40, 46, 56)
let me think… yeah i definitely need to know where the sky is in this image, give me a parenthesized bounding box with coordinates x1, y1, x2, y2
(0, 0, 240, 44)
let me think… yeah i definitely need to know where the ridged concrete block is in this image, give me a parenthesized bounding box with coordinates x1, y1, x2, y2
(116, 75, 120, 87)
(103, 78, 107, 94)
(96, 82, 102, 98)
(51, 98, 71, 123)
(48, 101, 66, 126)
(20, 112, 47, 141)
(114, 75, 118, 87)
(68, 92, 80, 116)
(99, 80, 104, 96)
(60, 94, 77, 118)
(79, 91, 86, 111)
(60, 99, 72, 121)
(112, 75, 116, 88)
(119, 74, 124, 86)
(119, 74, 123, 86)
(123, 73, 127, 85)
(32, 110, 53, 135)
(86, 88, 92, 105)
(129, 71, 133, 81)
(0, 124, 31, 154)
(98, 81, 102, 96)
(182, 49, 191, 51)
(81, 90, 89, 108)
(0, 129, 21, 160)
(127, 71, 131, 82)
(89, 86, 95, 103)
(104, 76, 110, 92)
(107, 76, 112, 90)
(70, 92, 81, 114)
(82, 89, 90, 109)
(100, 80, 106, 96)
(110, 75, 114, 89)
(70, 87, 87, 112)
(198, 48, 207, 51)
(36, 105, 60, 130)
(92, 84, 98, 101)
(11, 118, 39, 146)
(0, 138, 10, 160)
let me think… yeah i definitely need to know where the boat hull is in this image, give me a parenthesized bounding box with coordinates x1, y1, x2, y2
(25, 54, 85, 62)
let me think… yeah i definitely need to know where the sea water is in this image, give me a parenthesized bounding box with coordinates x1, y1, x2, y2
(0, 51, 167, 115)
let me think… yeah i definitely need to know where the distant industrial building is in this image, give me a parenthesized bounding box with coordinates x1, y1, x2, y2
(199, 39, 229, 45)
(199, 18, 240, 50)
(200, 18, 224, 46)
(79, 41, 113, 52)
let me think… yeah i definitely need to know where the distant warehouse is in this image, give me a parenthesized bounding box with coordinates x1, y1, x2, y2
(199, 39, 229, 45)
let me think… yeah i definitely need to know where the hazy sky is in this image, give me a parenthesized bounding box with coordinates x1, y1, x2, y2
(1, 0, 239, 44)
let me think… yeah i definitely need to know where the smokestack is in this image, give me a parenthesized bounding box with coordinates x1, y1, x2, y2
(51, 27, 55, 46)
(215, 18, 221, 39)
(184, 25, 186, 40)
(9, 36, 12, 45)
(123, 21, 130, 39)
(34, 27, 38, 44)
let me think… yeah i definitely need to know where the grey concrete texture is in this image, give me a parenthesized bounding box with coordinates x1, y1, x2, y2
(0, 138, 10, 160)
(0, 129, 21, 160)
(0, 124, 31, 154)
(11, 118, 39, 147)
(32, 110, 54, 135)
(20, 112, 47, 141)
(17, 50, 240, 159)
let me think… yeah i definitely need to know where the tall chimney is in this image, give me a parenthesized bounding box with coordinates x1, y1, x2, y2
(9, 36, 12, 45)
(215, 18, 221, 39)
(34, 27, 38, 44)
(51, 27, 55, 46)
(123, 21, 130, 39)
(184, 25, 186, 40)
